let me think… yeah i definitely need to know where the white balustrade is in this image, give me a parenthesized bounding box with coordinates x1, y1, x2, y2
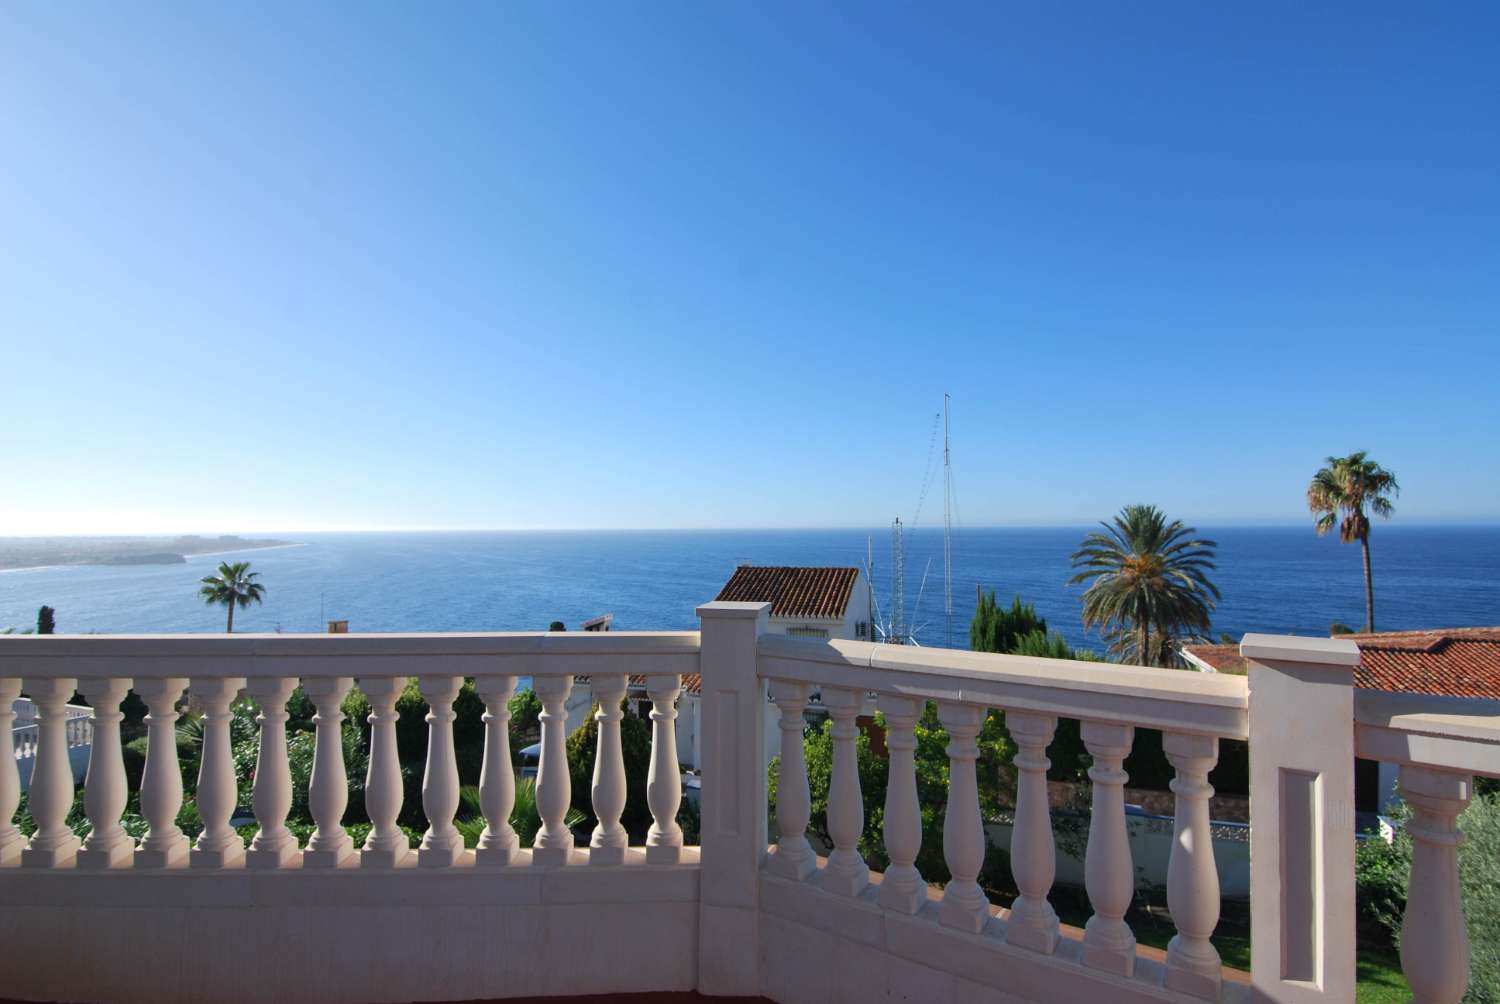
(418, 676, 464, 868)
(245, 677, 299, 869)
(1005, 711, 1060, 951)
(21, 677, 81, 869)
(76, 678, 134, 869)
(1163, 731, 1222, 1000)
(588, 673, 629, 865)
(0, 679, 24, 867)
(818, 685, 869, 896)
(134, 677, 190, 869)
(190, 677, 247, 868)
(767, 679, 814, 880)
(531, 675, 575, 866)
(1080, 720, 1136, 975)
(938, 701, 989, 933)
(645, 674, 684, 865)
(474, 674, 520, 866)
(877, 694, 925, 913)
(303, 677, 355, 868)
(1398, 766, 1472, 1004)
(359, 677, 410, 868)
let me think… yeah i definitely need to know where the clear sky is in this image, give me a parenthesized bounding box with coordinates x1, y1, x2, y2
(2, 3, 1496, 533)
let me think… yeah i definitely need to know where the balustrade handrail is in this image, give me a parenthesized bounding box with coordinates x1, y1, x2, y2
(758, 633, 1249, 739)
(1354, 687, 1500, 777)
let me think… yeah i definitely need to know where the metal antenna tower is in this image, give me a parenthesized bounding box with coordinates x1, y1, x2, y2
(891, 517, 906, 644)
(943, 394, 953, 648)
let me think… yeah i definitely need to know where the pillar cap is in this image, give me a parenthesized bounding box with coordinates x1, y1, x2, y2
(1241, 633, 1360, 668)
(696, 601, 771, 620)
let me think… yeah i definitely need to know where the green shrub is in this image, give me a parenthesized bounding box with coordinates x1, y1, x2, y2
(566, 701, 654, 838)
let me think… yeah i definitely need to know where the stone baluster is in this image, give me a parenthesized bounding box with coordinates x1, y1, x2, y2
(303, 677, 355, 868)
(819, 686, 869, 896)
(1398, 766, 1472, 1004)
(1164, 731, 1222, 999)
(1081, 720, 1136, 974)
(245, 677, 299, 869)
(531, 676, 575, 866)
(767, 679, 814, 880)
(190, 677, 247, 868)
(0, 679, 23, 867)
(588, 673, 629, 865)
(359, 677, 410, 868)
(133, 677, 190, 869)
(645, 674, 685, 864)
(21, 677, 82, 868)
(938, 701, 989, 933)
(877, 695, 925, 913)
(474, 675, 520, 866)
(418, 676, 464, 868)
(75, 678, 134, 869)
(1005, 711, 1060, 951)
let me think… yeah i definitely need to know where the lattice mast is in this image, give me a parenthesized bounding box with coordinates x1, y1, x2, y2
(890, 517, 906, 644)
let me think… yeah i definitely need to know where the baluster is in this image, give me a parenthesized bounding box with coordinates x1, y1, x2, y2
(937, 702, 989, 933)
(245, 677, 299, 869)
(418, 676, 463, 868)
(1398, 766, 1472, 1004)
(645, 674, 685, 864)
(133, 678, 190, 868)
(76, 678, 135, 869)
(21, 678, 81, 868)
(303, 677, 355, 868)
(819, 686, 869, 896)
(1081, 720, 1136, 974)
(1005, 711, 1060, 950)
(877, 695, 925, 912)
(531, 676, 575, 866)
(1163, 732, 1222, 999)
(189, 677, 247, 868)
(0, 679, 25, 867)
(474, 675, 520, 866)
(767, 679, 814, 880)
(359, 677, 410, 868)
(588, 673, 629, 865)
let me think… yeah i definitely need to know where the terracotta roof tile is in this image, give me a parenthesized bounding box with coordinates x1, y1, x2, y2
(715, 566, 858, 620)
(627, 673, 701, 696)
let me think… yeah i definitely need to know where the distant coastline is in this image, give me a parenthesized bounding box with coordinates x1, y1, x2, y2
(0, 535, 296, 572)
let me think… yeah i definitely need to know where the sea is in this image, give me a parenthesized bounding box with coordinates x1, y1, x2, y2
(1, 526, 1498, 652)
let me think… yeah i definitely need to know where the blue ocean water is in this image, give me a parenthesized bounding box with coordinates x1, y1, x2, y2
(1, 527, 1497, 652)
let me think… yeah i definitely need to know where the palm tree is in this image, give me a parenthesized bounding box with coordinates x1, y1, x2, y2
(1068, 505, 1220, 667)
(1307, 451, 1398, 632)
(198, 561, 266, 633)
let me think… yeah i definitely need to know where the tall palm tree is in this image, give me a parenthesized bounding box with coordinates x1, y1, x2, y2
(1068, 505, 1220, 667)
(199, 561, 266, 633)
(1307, 451, 1398, 632)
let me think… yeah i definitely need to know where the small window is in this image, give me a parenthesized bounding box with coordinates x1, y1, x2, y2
(786, 626, 829, 640)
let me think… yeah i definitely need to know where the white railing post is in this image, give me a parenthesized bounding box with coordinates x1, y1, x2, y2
(1005, 710, 1059, 951)
(767, 678, 815, 881)
(645, 673, 685, 864)
(1244, 634, 1360, 1003)
(418, 676, 464, 868)
(359, 677, 410, 869)
(695, 601, 770, 997)
(0, 678, 24, 867)
(474, 674, 520, 866)
(75, 678, 135, 870)
(1080, 720, 1137, 975)
(1164, 731, 1222, 1000)
(20, 677, 81, 868)
(877, 694, 926, 914)
(1398, 766, 1472, 1004)
(818, 685, 869, 896)
(190, 676, 248, 869)
(245, 677, 299, 869)
(938, 701, 990, 934)
(133, 677, 190, 869)
(302, 677, 355, 869)
(531, 675, 575, 866)
(588, 673, 629, 865)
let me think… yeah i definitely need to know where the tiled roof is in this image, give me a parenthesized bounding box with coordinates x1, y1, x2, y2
(715, 565, 859, 620)
(1184, 627, 1500, 701)
(628, 672, 702, 696)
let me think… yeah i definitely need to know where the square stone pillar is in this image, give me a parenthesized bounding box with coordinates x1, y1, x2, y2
(695, 601, 770, 997)
(1244, 633, 1360, 1004)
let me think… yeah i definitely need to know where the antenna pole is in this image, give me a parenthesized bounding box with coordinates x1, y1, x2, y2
(943, 394, 953, 648)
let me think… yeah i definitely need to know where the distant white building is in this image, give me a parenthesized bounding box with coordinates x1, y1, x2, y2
(713, 565, 872, 641)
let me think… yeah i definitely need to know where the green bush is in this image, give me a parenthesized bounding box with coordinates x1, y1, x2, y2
(566, 701, 654, 838)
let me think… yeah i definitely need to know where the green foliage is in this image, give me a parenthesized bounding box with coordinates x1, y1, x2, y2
(198, 560, 266, 632)
(508, 688, 542, 748)
(36, 605, 55, 635)
(970, 593, 1047, 654)
(548, 621, 567, 632)
(565, 701, 655, 838)
(1308, 451, 1399, 631)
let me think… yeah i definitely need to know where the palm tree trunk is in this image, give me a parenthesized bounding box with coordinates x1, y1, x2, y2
(1361, 533, 1375, 632)
(226, 604, 235, 634)
(1138, 621, 1150, 667)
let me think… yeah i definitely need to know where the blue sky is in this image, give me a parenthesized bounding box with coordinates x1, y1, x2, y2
(2, 3, 1496, 533)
